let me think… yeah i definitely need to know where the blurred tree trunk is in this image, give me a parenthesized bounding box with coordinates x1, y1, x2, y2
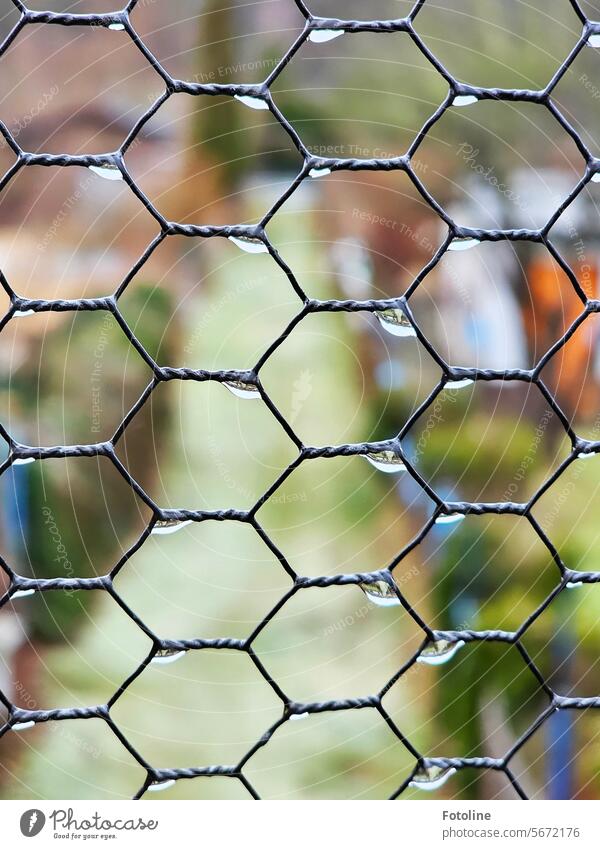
(194, 2, 244, 190)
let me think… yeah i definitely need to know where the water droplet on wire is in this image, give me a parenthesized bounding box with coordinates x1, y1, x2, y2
(89, 165, 123, 181)
(290, 712, 309, 721)
(12, 721, 35, 732)
(577, 451, 596, 460)
(360, 580, 400, 607)
(309, 167, 331, 179)
(587, 34, 600, 48)
(452, 95, 478, 107)
(223, 380, 260, 400)
(410, 765, 456, 791)
(566, 581, 583, 590)
(309, 29, 344, 44)
(228, 235, 268, 254)
(11, 589, 36, 599)
(364, 450, 406, 474)
(13, 310, 34, 318)
(417, 639, 465, 666)
(435, 513, 464, 526)
(108, 22, 125, 31)
(148, 779, 176, 792)
(151, 519, 192, 536)
(12, 457, 35, 466)
(151, 649, 187, 665)
(591, 173, 600, 183)
(448, 237, 479, 252)
(376, 308, 416, 338)
(234, 94, 269, 111)
(445, 379, 474, 390)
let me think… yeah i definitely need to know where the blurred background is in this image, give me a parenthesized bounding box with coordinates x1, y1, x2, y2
(0, 0, 600, 800)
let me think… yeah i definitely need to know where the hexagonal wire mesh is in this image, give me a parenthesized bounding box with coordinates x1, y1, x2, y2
(0, 0, 599, 800)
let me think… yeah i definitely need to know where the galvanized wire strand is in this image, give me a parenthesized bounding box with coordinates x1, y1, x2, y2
(0, 0, 598, 800)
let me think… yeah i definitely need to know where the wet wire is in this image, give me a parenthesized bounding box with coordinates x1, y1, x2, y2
(0, 0, 599, 800)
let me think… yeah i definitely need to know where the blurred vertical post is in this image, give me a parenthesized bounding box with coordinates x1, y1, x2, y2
(546, 632, 574, 799)
(195, 1, 243, 188)
(546, 708, 573, 799)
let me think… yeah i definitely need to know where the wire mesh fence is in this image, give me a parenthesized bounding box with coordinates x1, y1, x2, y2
(0, 0, 600, 799)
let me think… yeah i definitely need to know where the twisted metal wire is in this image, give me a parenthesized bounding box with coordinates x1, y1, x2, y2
(0, 0, 598, 800)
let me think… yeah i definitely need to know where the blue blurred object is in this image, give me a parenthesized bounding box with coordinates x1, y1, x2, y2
(546, 708, 573, 800)
(0, 460, 29, 570)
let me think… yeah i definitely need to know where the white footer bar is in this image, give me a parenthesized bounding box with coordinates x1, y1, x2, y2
(1, 799, 598, 848)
